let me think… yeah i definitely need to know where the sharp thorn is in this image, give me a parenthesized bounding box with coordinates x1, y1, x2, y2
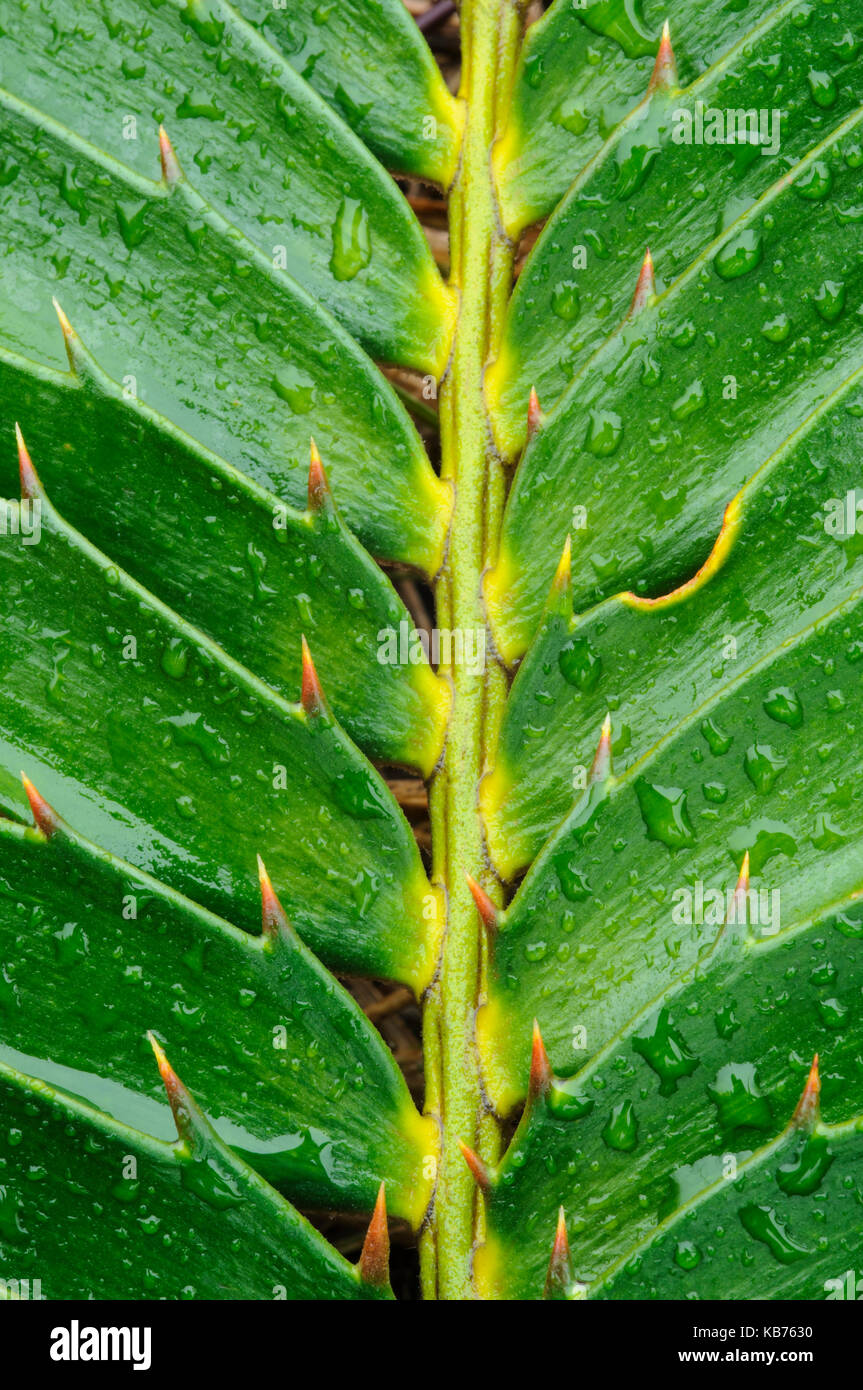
(256, 854, 292, 944)
(590, 713, 613, 784)
(158, 125, 182, 186)
(628, 247, 655, 317)
(307, 438, 336, 518)
(648, 19, 678, 93)
(358, 1183, 390, 1288)
(466, 874, 499, 934)
(529, 1018, 552, 1100)
(458, 1140, 491, 1193)
(792, 1054, 820, 1130)
(51, 298, 91, 378)
(20, 773, 59, 836)
(147, 1031, 195, 1145)
(527, 386, 542, 437)
(300, 636, 327, 718)
(15, 424, 42, 501)
(543, 1207, 573, 1299)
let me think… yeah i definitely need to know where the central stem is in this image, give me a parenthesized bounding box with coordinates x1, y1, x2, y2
(422, 0, 522, 1301)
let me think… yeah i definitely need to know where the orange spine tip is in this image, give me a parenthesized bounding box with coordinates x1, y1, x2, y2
(529, 1019, 552, 1099)
(544, 1207, 573, 1298)
(358, 1183, 390, 1288)
(458, 1140, 491, 1193)
(51, 296, 74, 343)
(51, 297, 84, 375)
(628, 246, 655, 317)
(299, 636, 326, 717)
(590, 713, 613, 784)
(256, 854, 291, 942)
(527, 386, 542, 436)
(466, 874, 499, 934)
(553, 534, 572, 590)
(146, 1030, 193, 1141)
(158, 125, 182, 186)
(307, 438, 334, 515)
(15, 424, 41, 501)
(20, 773, 58, 836)
(648, 20, 677, 93)
(792, 1054, 821, 1130)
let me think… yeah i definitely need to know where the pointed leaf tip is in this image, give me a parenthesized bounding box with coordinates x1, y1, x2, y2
(158, 125, 182, 185)
(648, 19, 677, 93)
(529, 1019, 552, 1099)
(15, 424, 41, 501)
(458, 1140, 491, 1192)
(21, 773, 59, 836)
(300, 637, 327, 717)
(527, 386, 542, 437)
(256, 855, 292, 943)
(590, 713, 613, 784)
(792, 1054, 820, 1130)
(466, 874, 499, 933)
(51, 297, 87, 376)
(359, 1183, 390, 1288)
(544, 1207, 573, 1298)
(628, 247, 655, 317)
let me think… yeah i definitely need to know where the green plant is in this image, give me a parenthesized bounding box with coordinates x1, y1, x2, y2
(0, 0, 861, 1301)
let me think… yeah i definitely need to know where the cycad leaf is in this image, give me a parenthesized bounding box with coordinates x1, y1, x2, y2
(477, 890, 863, 1297)
(0, 89, 449, 571)
(0, 0, 456, 370)
(232, 0, 463, 185)
(0, 1053, 391, 1299)
(497, 0, 783, 232)
(0, 456, 436, 990)
(0, 812, 434, 1221)
(485, 366, 863, 874)
(487, 105, 863, 660)
(1, 329, 448, 774)
(491, 0, 863, 455)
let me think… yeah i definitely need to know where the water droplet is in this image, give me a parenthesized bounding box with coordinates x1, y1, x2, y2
(674, 1239, 702, 1270)
(552, 97, 588, 136)
(700, 718, 732, 756)
(670, 379, 706, 421)
(116, 199, 150, 250)
(793, 160, 832, 201)
(585, 409, 623, 457)
(807, 68, 838, 108)
(738, 1204, 811, 1264)
(551, 281, 580, 321)
(272, 365, 316, 413)
(632, 1008, 699, 1094)
(558, 635, 602, 691)
(602, 1100, 638, 1152)
(635, 780, 695, 850)
(330, 198, 371, 282)
(814, 279, 846, 323)
(763, 686, 803, 728)
(776, 1134, 834, 1196)
(161, 638, 190, 680)
(761, 313, 791, 342)
(708, 1062, 772, 1131)
(744, 743, 787, 793)
(553, 853, 591, 902)
(714, 228, 762, 280)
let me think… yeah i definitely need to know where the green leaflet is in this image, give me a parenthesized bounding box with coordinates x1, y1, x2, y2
(0, 1055, 391, 1299)
(480, 587, 863, 1110)
(484, 367, 863, 876)
(0, 815, 434, 1222)
(0, 466, 438, 991)
(0, 0, 456, 371)
(476, 890, 863, 1297)
(486, 104, 863, 662)
(596, 1117, 863, 1300)
(0, 87, 449, 573)
(496, 0, 780, 233)
(491, 0, 863, 457)
(233, 0, 463, 185)
(1, 333, 449, 775)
